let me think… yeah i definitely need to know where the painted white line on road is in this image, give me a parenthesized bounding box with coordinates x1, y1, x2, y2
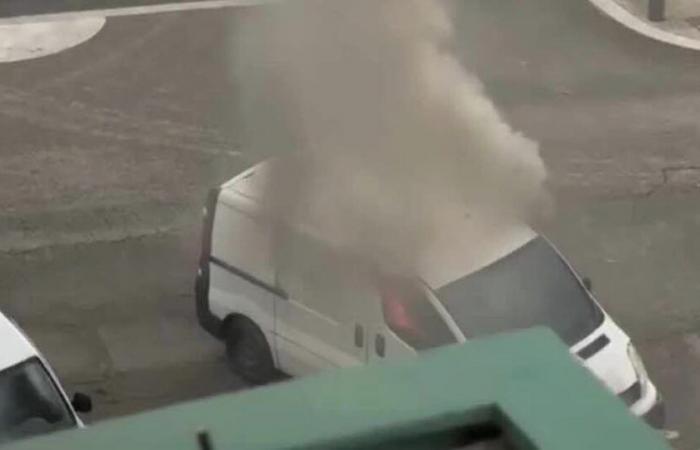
(0, 17, 105, 62)
(587, 0, 700, 51)
(0, 0, 276, 25)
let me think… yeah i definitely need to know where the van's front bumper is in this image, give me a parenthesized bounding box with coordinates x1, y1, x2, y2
(630, 379, 664, 429)
(642, 396, 665, 429)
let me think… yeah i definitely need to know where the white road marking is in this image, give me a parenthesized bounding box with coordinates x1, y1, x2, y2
(0, 17, 105, 63)
(0, 0, 276, 25)
(587, 0, 700, 51)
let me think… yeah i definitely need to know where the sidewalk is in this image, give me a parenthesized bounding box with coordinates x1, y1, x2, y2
(589, 0, 700, 50)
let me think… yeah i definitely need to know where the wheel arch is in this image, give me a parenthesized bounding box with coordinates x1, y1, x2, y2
(221, 313, 278, 368)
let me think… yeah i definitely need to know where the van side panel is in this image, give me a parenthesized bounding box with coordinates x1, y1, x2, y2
(209, 267, 277, 361)
(275, 300, 365, 376)
(275, 331, 338, 376)
(208, 197, 278, 362)
(211, 201, 275, 287)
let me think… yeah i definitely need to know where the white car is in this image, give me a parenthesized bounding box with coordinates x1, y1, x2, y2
(0, 311, 91, 444)
(195, 161, 664, 428)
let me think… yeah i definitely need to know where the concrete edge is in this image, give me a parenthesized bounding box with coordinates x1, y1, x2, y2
(0, 17, 106, 63)
(0, 0, 276, 25)
(587, 0, 700, 51)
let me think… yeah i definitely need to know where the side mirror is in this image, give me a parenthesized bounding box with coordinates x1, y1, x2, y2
(582, 277, 593, 292)
(71, 392, 92, 413)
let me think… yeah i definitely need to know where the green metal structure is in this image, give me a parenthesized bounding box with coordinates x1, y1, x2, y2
(9, 328, 669, 450)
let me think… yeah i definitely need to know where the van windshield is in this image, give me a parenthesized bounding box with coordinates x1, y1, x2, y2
(0, 358, 75, 444)
(435, 237, 604, 346)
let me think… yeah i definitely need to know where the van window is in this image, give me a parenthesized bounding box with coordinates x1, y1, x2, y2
(276, 233, 358, 322)
(0, 358, 75, 444)
(435, 237, 604, 346)
(212, 203, 274, 285)
(379, 277, 456, 351)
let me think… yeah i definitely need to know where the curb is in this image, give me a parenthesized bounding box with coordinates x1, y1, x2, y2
(0, 17, 106, 63)
(587, 0, 700, 51)
(0, 0, 276, 25)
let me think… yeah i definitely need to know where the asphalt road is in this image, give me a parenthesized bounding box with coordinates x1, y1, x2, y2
(0, 7, 252, 419)
(0, 1, 700, 448)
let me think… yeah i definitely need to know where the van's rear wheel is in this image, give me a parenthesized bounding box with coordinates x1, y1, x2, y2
(225, 317, 276, 384)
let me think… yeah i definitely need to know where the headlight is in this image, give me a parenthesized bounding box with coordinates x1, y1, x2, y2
(627, 343, 648, 382)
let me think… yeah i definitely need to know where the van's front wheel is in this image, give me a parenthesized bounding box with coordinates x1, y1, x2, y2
(224, 317, 276, 385)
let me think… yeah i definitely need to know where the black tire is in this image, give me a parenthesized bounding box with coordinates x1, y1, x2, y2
(225, 317, 276, 384)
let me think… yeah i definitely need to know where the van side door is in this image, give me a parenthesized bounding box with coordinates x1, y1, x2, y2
(274, 232, 367, 376)
(368, 276, 458, 363)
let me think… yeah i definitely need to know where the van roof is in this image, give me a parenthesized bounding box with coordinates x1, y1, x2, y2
(221, 160, 537, 289)
(0, 311, 37, 371)
(221, 160, 273, 202)
(417, 219, 536, 288)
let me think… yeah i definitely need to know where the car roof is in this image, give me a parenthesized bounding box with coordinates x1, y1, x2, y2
(0, 311, 38, 371)
(222, 160, 538, 289)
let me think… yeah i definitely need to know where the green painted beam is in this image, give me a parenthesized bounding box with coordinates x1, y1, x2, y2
(9, 328, 669, 450)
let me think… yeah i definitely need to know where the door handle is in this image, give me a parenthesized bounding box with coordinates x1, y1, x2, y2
(375, 334, 386, 357)
(354, 324, 364, 348)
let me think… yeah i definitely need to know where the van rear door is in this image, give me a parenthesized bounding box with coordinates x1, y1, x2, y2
(195, 188, 222, 337)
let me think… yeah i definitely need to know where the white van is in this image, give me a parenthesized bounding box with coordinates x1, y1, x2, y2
(195, 161, 664, 428)
(0, 311, 91, 444)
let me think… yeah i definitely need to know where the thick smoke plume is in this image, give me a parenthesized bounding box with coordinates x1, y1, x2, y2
(231, 0, 548, 276)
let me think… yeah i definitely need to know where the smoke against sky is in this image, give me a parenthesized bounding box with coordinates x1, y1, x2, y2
(231, 0, 549, 274)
